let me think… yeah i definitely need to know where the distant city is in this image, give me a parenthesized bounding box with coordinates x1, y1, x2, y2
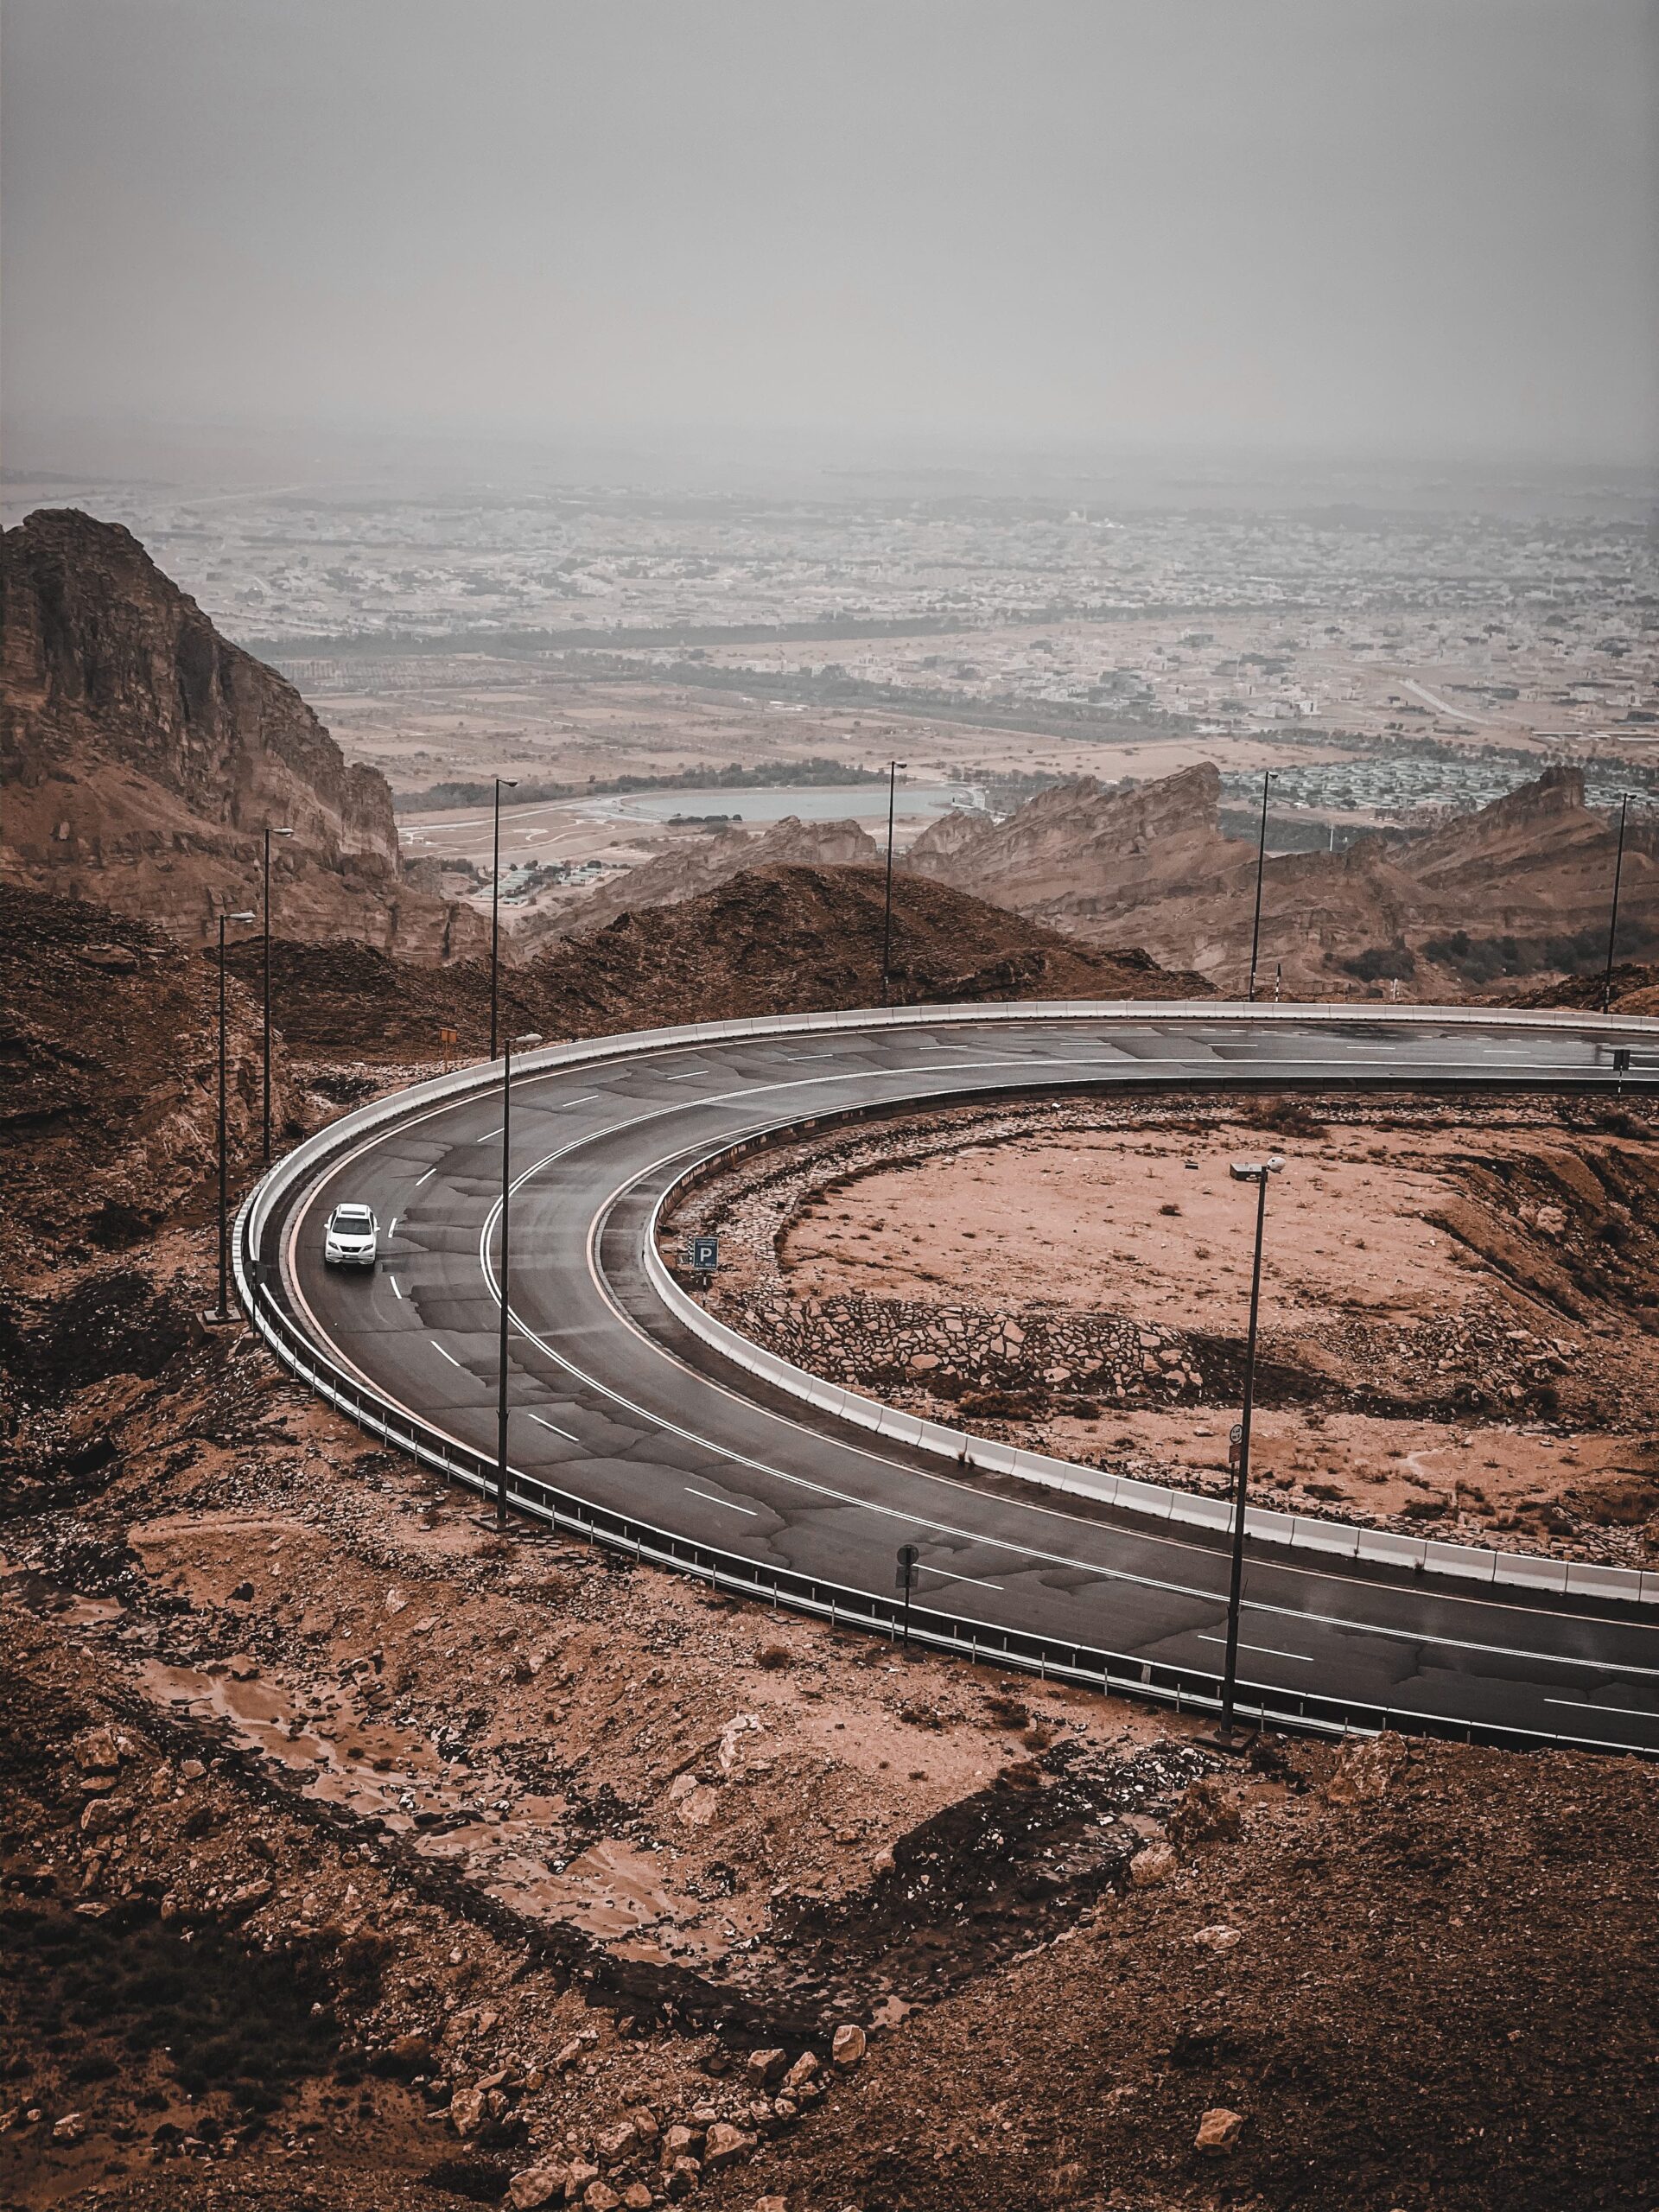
(7, 471, 1656, 836)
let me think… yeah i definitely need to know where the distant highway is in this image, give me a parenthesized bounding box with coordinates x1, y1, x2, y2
(248, 1005, 1659, 1754)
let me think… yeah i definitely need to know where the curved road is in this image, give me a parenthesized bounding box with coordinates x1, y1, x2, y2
(261, 1007, 1659, 1753)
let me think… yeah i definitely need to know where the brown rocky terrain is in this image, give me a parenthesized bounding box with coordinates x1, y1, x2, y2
(0, 885, 293, 1286)
(1508, 960, 1659, 1019)
(216, 863, 1207, 1063)
(519, 817, 882, 947)
(0, 512, 484, 962)
(907, 762, 1657, 996)
(675, 1092, 1659, 1567)
(2, 881, 1656, 2211)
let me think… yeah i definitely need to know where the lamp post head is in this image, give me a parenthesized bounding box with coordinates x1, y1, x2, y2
(508, 1031, 543, 1052)
(270, 824, 295, 836)
(1229, 1154, 1285, 1183)
(226, 910, 256, 925)
(498, 777, 519, 791)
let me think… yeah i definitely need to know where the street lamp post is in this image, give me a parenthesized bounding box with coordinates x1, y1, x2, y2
(261, 826, 294, 1165)
(1216, 1152, 1284, 1744)
(495, 1029, 543, 1527)
(1246, 768, 1274, 1004)
(880, 760, 907, 1006)
(212, 908, 257, 1324)
(490, 776, 520, 1059)
(1602, 792, 1632, 1015)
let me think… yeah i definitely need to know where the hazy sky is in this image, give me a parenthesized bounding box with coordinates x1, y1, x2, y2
(5, 0, 1657, 471)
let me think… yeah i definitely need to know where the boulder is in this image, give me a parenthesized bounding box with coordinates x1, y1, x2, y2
(72, 1727, 121, 1773)
(79, 1797, 128, 1839)
(594, 2119, 639, 2164)
(1196, 2106, 1245, 2156)
(781, 2051, 820, 2095)
(703, 2120, 757, 2166)
(507, 2166, 569, 2210)
(448, 2085, 488, 2138)
(1192, 1923, 1242, 1952)
(1322, 1731, 1408, 1805)
(830, 2024, 867, 2069)
(1128, 1841, 1177, 1887)
(745, 2048, 788, 2088)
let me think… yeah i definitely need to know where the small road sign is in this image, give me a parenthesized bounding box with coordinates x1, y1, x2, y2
(1230, 1422, 1244, 1446)
(690, 1234, 720, 1271)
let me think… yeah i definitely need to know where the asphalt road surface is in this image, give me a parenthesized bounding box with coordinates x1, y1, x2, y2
(269, 1008, 1659, 1753)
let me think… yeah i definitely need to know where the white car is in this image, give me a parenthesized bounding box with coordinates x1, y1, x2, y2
(323, 1202, 378, 1268)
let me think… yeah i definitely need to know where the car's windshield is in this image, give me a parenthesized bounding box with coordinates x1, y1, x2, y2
(333, 1208, 372, 1228)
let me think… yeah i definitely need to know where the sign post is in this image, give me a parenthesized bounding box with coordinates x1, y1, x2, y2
(894, 1543, 920, 1646)
(440, 1026, 459, 1073)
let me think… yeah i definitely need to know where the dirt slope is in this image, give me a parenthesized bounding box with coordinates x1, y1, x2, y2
(1505, 962, 1659, 1017)
(0, 510, 483, 962)
(223, 861, 1209, 1058)
(0, 884, 290, 1284)
(710, 1733, 1658, 2212)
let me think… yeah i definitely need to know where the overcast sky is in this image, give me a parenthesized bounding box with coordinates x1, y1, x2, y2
(4, 0, 1657, 472)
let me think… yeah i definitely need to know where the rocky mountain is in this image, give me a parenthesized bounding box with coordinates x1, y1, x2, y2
(907, 765, 1248, 939)
(910, 761, 1654, 995)
(521, 810, 881, 944)
(0, 510, 485, 960)
(225, 861, 1208, 1058)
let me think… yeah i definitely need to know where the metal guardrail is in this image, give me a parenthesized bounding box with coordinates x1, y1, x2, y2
(233, 1001, 1659, 1752)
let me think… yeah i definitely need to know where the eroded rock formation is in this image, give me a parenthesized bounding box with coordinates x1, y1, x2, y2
(907, 761, 1654, 994)
(0, 509, 485, 959)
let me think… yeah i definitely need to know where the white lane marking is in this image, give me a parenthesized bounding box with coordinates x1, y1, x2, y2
(430, 1341, 467, 1370)
(662, 1071, 707, 1081)
(561, 1094, 601, 1108)
(386, 1217, 397, 1238)
(684, 1484, 759, 1515)
(414, 1168, 436, 1186)
(528, 1414, 579, 1440)
(388, 1277, 403, 1300)
(475, 1127, 503, 1144)
(782, 1052, 838, 1061)
(1545, 1695, 1659, 1719)
(1197, 1633, 1313, 1664)
(289, 1028, 1649, 1673)
(464, 1127, 1659, 1677)
(920, 1565, 1004, 1591)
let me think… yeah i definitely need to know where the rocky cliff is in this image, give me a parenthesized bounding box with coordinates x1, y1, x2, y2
(0, 510, 485, 960)
(909, 761, 1654, 995)
(908, 765, 1245, 935)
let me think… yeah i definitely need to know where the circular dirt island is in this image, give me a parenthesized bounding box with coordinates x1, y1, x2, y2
(673, 1089, 1659, 1567)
